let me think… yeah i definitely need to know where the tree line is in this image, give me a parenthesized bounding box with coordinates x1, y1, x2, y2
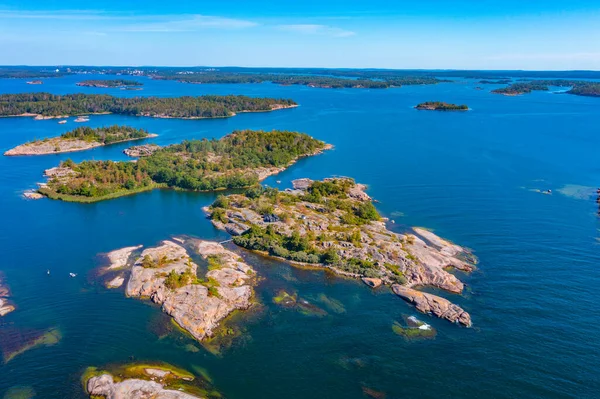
(0, 93, 297, 117)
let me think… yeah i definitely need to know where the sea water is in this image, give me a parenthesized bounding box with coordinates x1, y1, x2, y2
(0, 75, 599, 398)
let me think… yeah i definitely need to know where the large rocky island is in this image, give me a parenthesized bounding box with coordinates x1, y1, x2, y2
(37, 129, 330, 202)
(205, 178, 475, 326)
(0, 93, 297, 119)
(4, 125, 157, 156)
(103, 239, 256, 342)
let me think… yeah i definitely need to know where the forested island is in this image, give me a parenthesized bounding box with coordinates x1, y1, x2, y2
(492, 82, 549, 95)
(5, 125, 156, 156)
(415, 102, 469, 111)
(493, 80, 600, 97)
(37, 130, 329, 202)
(76, 79, 143, 88)
(153, 72, 445, 89)
(205, 177, 475, 326)
(0, 93, 297, 119)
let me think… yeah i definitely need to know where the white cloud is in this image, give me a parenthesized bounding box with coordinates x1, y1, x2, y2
(278, 24, 356, 38)
(117, 15, 258, 32)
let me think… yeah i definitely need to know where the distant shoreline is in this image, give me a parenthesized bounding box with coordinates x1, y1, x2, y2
(0, 104, 297, 121)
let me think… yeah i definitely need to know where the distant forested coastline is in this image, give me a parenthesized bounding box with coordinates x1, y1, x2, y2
(153, 73, 446, 89)
(0, 93, 297, 118)
(493, 80, 600, 97)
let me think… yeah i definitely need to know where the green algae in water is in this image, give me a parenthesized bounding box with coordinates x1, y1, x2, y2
(272, 290, 298, 307)
(392, 316, 437, 340)
(3, 386, 36, 399)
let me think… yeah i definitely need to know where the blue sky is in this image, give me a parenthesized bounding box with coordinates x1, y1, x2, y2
(1, 1, 599, 69)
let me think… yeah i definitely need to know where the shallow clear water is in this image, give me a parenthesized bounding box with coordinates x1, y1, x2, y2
(0, 75, 599, 398)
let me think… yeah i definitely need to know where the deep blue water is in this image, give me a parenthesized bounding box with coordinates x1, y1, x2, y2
(1, 75, 599, 398)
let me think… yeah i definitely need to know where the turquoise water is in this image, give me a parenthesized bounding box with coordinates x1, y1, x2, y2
(1, 75, 600, 398)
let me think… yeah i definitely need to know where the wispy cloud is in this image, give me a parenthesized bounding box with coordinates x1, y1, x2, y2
(277, 24, 356, 38)
(0, 10, 258, 32)
(117, 15, 258, 32)
(0, 9, 115, 20)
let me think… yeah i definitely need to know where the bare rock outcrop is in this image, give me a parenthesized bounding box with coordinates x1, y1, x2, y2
(106, 245, 142, 269)
(123, 144, 161, 157)
(87, 374, 201, 399)
(392, 285, 472, 327)
(121, 239, 255, 341)
(0, 278, 14, 317)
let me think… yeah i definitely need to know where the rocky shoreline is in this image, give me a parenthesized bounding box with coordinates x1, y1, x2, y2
(4, 134, 158, 156)
(104, 239, 256, 341)
(205, 177, 475, 326)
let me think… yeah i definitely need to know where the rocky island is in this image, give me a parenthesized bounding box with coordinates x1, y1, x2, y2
(415, 101, 469, 111)
(0, 276, 15, 317)
(205, 178, 476, 326)
(103, 239, 256, 342)
(4, 125, 157, 156)
(37, 129, 330, 202)
(83, 362, 216, 399)
(76, 79, 143, 88)
(0, 93, 297, 119)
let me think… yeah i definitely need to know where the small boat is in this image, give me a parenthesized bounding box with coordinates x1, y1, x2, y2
(58, 120, 67, 124)
(69, 273, 77, 277)
(74, 116, 89, 123)
(47, 270, 50, 275)
(276, 180, 281, 184)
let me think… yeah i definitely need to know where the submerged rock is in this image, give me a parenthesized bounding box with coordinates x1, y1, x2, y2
(122, 239, 255, 342)
(0, 327, 62, 363)
(3, 386, 36, 399)
(392, 285, 471, 327)
(392, 315, 437, 339)
(272, 290, 327, 317)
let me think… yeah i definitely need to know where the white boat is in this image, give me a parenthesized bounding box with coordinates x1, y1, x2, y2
(74, 116, 89, 123)
(58, 120, 67, 124)
(69, 273, 77, 277)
